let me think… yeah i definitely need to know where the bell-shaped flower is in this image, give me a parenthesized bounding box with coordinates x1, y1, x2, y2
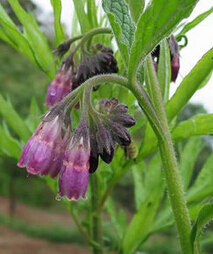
(18, 112, 69, 178)
(58, 124, 90, 201)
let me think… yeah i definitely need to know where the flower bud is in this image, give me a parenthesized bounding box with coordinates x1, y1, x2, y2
(109, 114, 136, 128)
(108, 121, 131, 146)
(96, 122, 114, 164)
(74, 44, 118, 89)
(89, 131, 99, 173)
(45, 57, 73, 107)
(151, 35, 180, 82)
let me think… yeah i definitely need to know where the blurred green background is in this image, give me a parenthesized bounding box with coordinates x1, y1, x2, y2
(0, 1, 213, 254)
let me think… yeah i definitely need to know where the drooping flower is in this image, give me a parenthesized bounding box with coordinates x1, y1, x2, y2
(58, 123, 90, 201)
(17, 110, 69, 178)
(73, 44, 118, 90)
(45, 57, 73, 107)
(168, 35, 180, 82)
(88, 98, 136, 172)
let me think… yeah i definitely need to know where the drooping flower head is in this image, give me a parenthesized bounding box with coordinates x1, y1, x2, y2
(88, 98, 136, 173)
(45, 57, 73, 107)
(73, 44, 118, 90)
(17, 107, 70, 178)
(59, 123, 90, 201)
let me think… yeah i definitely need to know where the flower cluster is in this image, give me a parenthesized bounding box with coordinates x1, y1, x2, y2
(89, 98, 135, 173)
(46, 44, 118, 107)
(152, 35, 180, 82)
(18, 98, 135, 201)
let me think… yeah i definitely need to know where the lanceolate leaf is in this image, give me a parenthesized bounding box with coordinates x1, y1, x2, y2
(0, 27, 17, 48)
(0, 3, 35, 64)
(102, 0, 135, 67)
(166, 47, 213, 122)
(138, 114, 213, 161)
(73, 0, 92, 33)
(0, 94, 31, 142)
(0, 124, 21, 159)
(7, 0, 55, 79)
(187, 153, 213, 203)
(127, 0, 145, 23)
(50, 0, 66, 46)
(132, 162, 146, 210)
(172, 114, 213, 141)
(191, 202, 213, 254)
(180, 136, 203, 191)
(128, 0, 199, 82)
(87, 0, 99, 28)
(178, 6, 213, 36)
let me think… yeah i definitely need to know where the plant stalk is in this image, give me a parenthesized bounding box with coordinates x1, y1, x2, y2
(142, 55, 192, 254)
(90, 173, 103, 254)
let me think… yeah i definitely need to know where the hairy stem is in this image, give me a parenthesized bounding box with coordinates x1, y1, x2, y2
(90, 173, 103, 254)
(143, 55, 192, 254)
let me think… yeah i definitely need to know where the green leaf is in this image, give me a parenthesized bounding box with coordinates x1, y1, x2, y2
(102, 0, 135, 67)
(127, 0, 145, 23)
(0, 27, 17, 47)
(198, 69, 213, 90)
(121, 153, 164, 254)
(166, 47, 213, 122)
(87, 0, 99, 28)
(187, 153, 213, 203)
(191, 202, 213, 254)
(25, 97, 42, 133)
(128, 0, 199, 82)
(132, 162, 146, 210)
(0, 124, 21, 159)
(0, 94, 31, 142)
(73, 0, 92, 33)
(157, 39, 171, 103)
(50, 0, 66, 46)
(178, 6, 213, 36)
(180, 136, 203, 191)
(0, 3, 36, 64)
(105, 197, 126, 239)
(172, 114, 213, 141)
(7, 0, 55, 78)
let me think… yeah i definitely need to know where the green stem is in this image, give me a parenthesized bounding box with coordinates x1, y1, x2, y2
(90, 173, 103, 254)
(69, 204, 90, 246)
(143, 55, 192, 254)
(71, 28, 112, 56)
(80, 27, 112, 51)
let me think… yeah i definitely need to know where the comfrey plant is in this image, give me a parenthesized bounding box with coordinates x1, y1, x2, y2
(1, 0, 213, 254)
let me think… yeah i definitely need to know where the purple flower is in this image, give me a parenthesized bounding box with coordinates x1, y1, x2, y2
(18, 115, 69, 178)
(151, 35, 180, 82)
(58, 124, 90, 201)
(45, 69, 72, 107)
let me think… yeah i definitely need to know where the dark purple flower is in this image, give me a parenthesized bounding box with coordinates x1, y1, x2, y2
(73, 44, 118, 90)
(45, 69, 72, 107)
(58, 124, 90, 201)
(96, 122, 114, 164)
(89, 130, 99, 174)
(18, 115, 69, 178)
(168, 35, 180, 82)
(151, 35, 180, 82)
